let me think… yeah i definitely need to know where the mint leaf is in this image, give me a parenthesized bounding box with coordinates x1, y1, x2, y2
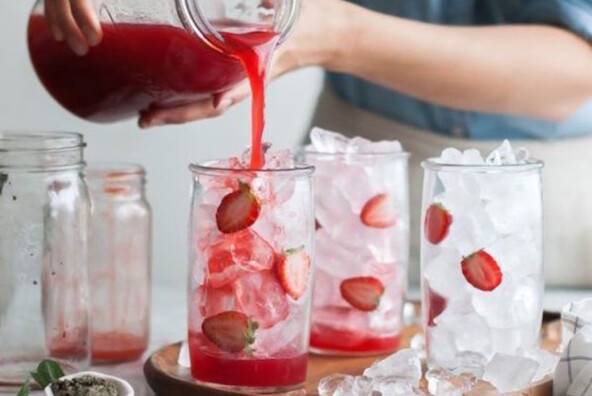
(36, 360, 65, 387)
(30, 372, 45, 387)
(16, 377, 30, 396)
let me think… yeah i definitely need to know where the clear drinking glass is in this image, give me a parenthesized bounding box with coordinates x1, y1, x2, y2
(187, 162, 314, 393)
(27, 0, 300, 122)
(0, 131, 90, 389)
(86, 164, 152, 363)
(420, 158, 544, 372)
(301, 150, 410, 355)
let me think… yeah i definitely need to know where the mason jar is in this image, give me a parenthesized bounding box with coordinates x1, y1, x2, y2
(86, 163, 152, 363)
(0, 131, 90, 389)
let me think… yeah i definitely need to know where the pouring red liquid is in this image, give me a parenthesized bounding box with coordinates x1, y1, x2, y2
(28, 15, 278, 169)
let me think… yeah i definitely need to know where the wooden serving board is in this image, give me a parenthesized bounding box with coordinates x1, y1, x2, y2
(144, 315, 561, 396)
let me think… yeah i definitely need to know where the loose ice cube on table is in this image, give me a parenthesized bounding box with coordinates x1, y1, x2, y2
(363, 349, 422, 384)
(426, 367, 477, 396)
(482, 353, 539, 393)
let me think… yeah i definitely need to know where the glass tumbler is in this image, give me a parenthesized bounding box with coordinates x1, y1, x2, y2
(86, 164, 151, 363)
(187, 162, 314, 393)
(0, 131, 90, 389)
(420, 158, 544, 372)
(301, 150, 410, 355)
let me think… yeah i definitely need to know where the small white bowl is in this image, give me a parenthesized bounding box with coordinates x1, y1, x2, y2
(44, 371, 134, 396)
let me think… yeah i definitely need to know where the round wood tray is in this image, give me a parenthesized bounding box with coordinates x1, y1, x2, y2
(144, 314, 560, 395)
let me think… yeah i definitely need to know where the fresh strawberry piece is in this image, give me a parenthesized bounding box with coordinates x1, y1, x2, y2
(276, 247, 311, 301)
(425, 284, 447, 326)
(202, 311, 259, 354)
(216, 182, 261, 234)
(461, 250, 502, 291)
(360, 193, 399, 229)
(234, 271, 289, 328)
(315, 219, 322, 231)
(424, 203, 453, 244)
(340, 277, 385, 312)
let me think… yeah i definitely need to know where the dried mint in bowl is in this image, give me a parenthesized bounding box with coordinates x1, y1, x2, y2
(50, 375, 119, 396)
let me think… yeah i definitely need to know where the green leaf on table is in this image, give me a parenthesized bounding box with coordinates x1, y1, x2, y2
(35, 359, 65, 387)
(16, 377, 30, 396)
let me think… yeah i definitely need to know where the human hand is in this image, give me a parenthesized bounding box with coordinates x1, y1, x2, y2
(44, 0, 103, 56)
(138, 0, 350, 128)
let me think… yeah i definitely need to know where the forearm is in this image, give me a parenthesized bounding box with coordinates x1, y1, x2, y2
(328, 4, 592, 120)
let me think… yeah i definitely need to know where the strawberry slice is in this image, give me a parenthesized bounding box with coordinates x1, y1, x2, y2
(216, 182, 261, 234)
(276, 247, 311, 301)
(461, 250, 502, 291)
(424, 203, 453, 244)
(425, 285, 447, 326)
(340, 277, 385, 312)
(315, 219, 322, 231)
(360, 193, 398, 229)
(202, 311, 259, 354)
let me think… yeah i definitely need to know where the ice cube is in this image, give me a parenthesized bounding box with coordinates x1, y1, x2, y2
(366, 140, 403, 153)
(314, 173, 356, 230)
(517, 348, 559, 382)
(206, 230, 275, 282)
(363, 349, 421, 384)
(471, 274, 541, 329)
(346, 136, 374, 153)
(263, 148, 295, 169)
(515, 147, 530, 164)
(241, 142, 272, 167)
(197, 285, 236, 318)
(315, 229, 373, 279)
(423, 249, 469, 298)
(482, 353, 539, 393)
(332, 165, 382, 214)
(486, 140, 516, 165)
(234, 270, 289, 328)
(435, 307, 493, 360)
(462, 149, 485, 165)
(310, 127, 349, 153)
(254, 307, 303, 357)
(318, 374, 353, 396)
(425, 367, 477, 396)
(371, 378, 424, 395)
(437, 148, 463, 165)
(177, 341, 191, 368)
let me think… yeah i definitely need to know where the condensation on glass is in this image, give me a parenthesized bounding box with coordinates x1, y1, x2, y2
(86, 163, 151, 363)
(0, 131, 90, 389)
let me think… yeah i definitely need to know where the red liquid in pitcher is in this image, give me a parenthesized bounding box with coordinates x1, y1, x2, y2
(28, 16, 277, 167)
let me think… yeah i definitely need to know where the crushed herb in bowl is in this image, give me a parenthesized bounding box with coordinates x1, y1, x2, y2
(50, 375, 120, 396)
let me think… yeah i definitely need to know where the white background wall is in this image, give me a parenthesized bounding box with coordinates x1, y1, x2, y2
(1, 1, 324, 288)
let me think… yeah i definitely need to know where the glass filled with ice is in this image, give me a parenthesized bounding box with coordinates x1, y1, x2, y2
(420, 141, 544, 373)
(187, 148, 314, 393)
(301, 128, 410, 355)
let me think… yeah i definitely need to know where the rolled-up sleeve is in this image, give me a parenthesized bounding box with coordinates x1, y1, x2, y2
(519, 0, 592, 42)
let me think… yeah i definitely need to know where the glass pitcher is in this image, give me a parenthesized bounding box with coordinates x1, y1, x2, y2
(27, 0, 300, 122)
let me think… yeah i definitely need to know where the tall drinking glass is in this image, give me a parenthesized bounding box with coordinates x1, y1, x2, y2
(0, 131, 90, 389)
(420, 158, 544, 372)
(187, 162, 314, 393)
(302, 150, 410, 355)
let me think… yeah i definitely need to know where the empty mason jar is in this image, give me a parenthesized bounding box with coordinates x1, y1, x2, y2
(86, 164, 151, 363)
(0, 131, 90, 389)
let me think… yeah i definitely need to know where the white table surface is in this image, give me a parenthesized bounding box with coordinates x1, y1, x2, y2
(18, 285, 592, 396)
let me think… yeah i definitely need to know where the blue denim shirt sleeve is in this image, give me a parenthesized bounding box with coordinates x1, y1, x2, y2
(519, 0, 592, 42)
(326, 0, 592, 140)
